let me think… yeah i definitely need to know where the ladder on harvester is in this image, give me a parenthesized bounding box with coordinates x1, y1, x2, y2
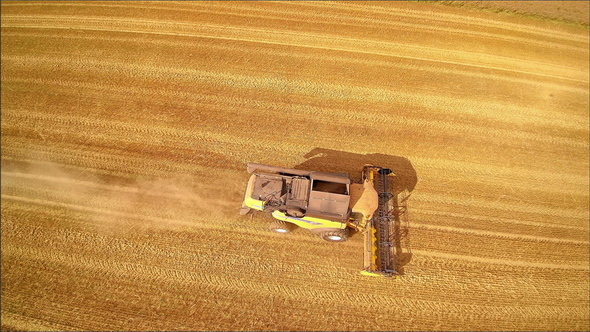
(362, 167, 398, 277)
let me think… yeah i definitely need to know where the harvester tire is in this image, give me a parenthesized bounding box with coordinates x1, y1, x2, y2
(320, 229, 349, 242)
(269, 220, 294, 234)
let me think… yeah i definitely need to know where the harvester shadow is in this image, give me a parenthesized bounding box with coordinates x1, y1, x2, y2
(294, 147, 417, 275)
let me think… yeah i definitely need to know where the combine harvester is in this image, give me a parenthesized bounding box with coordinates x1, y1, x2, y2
(239, 163, 407, 277)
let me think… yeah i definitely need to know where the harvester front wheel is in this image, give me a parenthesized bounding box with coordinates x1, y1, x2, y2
(320, 229, 349, 242)
(269, 220, 295, 234)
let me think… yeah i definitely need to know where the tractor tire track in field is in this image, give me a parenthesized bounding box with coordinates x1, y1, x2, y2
(411, 221, 588, 246)
(3, 232, 588, 331)
(4, 28, 589, 99)
(2, 74, 588, 177)
(2, 1, 588, 331)
(2, 92, 587, 154)
(5, 215, 588, 320)
(3, 1, 587, 45)
(1, 15, 587, 82)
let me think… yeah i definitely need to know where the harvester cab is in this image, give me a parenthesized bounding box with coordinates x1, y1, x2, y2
(240, 162, 402, 276)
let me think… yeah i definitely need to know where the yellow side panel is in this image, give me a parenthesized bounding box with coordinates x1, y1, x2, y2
(242, 174, 265, 211)
(272, 211, 345, 230)
(244, 196, 265, 211)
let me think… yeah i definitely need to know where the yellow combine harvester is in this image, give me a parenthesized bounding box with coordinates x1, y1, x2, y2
(239, 163, 402, 277)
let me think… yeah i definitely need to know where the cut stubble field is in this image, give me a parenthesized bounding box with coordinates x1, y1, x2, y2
(1, 1, 588, 331)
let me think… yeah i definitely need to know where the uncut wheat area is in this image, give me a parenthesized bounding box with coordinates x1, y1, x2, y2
(1, 1, 588, 331)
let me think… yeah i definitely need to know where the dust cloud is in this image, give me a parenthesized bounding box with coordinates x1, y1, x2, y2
(2, 157, 239, 236)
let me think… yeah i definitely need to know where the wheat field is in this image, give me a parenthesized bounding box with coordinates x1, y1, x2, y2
(1, 1, 588, 331)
